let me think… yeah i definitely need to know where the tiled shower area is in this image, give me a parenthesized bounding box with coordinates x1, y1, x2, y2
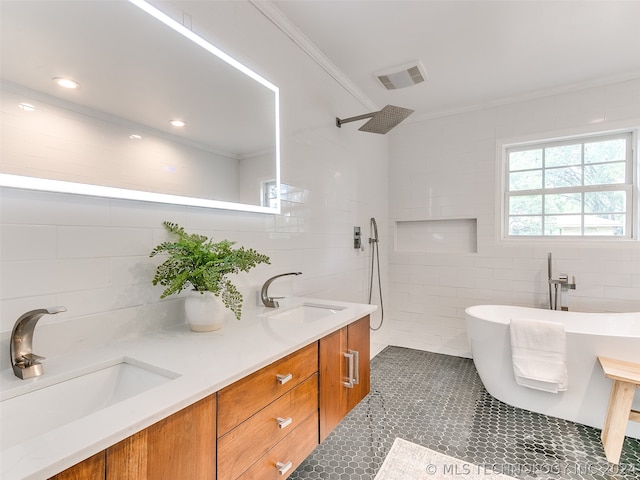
(292, 347, 640, 480)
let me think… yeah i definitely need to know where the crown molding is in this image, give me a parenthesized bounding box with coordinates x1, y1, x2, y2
(251, 1, 640, 129)
(249, 0, 378, 111)
(407, 72, 640, 125)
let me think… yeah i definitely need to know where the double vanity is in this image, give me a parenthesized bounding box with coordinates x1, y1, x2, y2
(1, 298, 376, 479)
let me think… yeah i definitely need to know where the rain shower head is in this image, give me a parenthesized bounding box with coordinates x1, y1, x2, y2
(336, 105, 414, 134)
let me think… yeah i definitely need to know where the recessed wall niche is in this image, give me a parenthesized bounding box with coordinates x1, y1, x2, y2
(395, 219, 478, 254)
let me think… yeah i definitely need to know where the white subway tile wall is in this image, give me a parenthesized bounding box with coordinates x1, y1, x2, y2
(1, 1, 638, 366)
(0, 1, 390, 362)
(389, 79, 640, 357)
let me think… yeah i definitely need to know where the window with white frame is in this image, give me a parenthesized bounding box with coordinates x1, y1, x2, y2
(505, 131, 635, 238)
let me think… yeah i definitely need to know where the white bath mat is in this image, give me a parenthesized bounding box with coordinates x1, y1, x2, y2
(374, 438, 518, 480)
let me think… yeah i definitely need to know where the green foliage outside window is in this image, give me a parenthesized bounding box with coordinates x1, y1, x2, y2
(506, 133, 632, 237)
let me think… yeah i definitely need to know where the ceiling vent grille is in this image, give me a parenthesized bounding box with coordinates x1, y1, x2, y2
(376, 61, 427, 90)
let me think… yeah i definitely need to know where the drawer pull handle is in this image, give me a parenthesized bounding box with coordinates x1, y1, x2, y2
(276, 461, 292, 475)
(343, 351, 354, 388)
(352, 349, 360, 385)
(276, 373, 292, 385)
(276, 416, 293, 429)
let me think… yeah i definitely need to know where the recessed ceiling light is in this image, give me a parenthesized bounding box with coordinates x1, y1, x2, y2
(19, 103, 36, 112)
(129, 134, 142, 140)
(53, 77, 80, 89)
(169, 119, 187, 127)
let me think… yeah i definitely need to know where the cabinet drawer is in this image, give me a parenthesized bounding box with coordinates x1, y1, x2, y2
(218, 342, 318, 436)
(218, 375, 318, 479)
(236, 410, 319, 480)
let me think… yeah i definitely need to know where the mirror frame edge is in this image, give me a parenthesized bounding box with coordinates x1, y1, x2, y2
(0, 173, 280, 214)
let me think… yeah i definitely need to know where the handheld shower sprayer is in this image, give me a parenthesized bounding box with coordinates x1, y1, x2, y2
(368, 218, 384, 331)
(369, 217, 379, 244)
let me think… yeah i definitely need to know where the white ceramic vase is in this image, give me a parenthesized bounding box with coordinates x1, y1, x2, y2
(184, 291, 228, 332)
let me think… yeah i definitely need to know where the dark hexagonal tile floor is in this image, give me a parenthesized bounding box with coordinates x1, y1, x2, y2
(290, 346, 640, 480)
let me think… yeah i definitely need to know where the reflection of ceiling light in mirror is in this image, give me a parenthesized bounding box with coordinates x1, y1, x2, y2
(19, 103, 36, 112)
(127, 0, 280, 214)
(53, 77, 80, 89)
(169, 119, 186, 127)
(129, 134, 142, 140)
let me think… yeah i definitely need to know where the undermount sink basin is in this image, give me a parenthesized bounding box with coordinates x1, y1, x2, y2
(0, 358, 179, 450)
(266, 303, 345, 323)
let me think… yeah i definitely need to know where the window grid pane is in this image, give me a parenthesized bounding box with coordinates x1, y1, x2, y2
(505, 132, 633, 238)
(584, 214, 626, 236)
(584, 163, 626, 186)
(509, 216, 542, 236)
(584, 139, 626, 164)
(510, 170, 542, 191)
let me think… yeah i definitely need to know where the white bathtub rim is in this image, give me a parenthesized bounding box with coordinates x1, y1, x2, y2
(465, 304, 640, 337)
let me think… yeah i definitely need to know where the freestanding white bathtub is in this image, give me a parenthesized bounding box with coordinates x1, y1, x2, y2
(465, 305, 640, 439)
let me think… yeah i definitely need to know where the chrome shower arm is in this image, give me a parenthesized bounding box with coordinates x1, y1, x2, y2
(336, 112, 376, 128)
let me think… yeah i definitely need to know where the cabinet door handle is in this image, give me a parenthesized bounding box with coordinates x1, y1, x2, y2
(276, 416, 292, 429)
(276, 461, 292, 475)
(276, 373, 292, 385)
(352, 349, 360, 385)
(343, 351, 354, 388)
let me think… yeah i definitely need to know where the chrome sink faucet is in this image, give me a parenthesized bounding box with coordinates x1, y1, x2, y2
(10, 306, 66, 379)
(261, 272, 302, 308)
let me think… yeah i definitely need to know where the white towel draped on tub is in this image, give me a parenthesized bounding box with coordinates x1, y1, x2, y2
(509, 318, 568, 393)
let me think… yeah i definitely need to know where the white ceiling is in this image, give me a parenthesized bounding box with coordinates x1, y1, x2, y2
(272, 0, 640, 120)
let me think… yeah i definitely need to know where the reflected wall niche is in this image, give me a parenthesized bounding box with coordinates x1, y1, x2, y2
(0, 0, 280, 213)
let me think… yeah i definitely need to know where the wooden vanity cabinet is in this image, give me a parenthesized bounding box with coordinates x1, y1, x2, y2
(48, 315, 371, 480)
(217, 342, 319, 479)
(105, 394, 216, 479)
(319, 315, 370, 441)
(48, 394, 216, 480)
(49, 452, 105, 480)
(235, 410, 319, 480)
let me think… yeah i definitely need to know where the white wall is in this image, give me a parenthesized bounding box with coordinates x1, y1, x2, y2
(388, 79, 640, 357)
(1, 84, 242, 202)
(0, 1, 390, 363)
(8, 1, 634, 366)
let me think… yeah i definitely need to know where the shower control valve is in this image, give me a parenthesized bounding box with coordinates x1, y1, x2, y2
(354, 226, 363, 250)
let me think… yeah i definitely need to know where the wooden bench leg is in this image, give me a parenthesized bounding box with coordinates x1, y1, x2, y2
(601, 380, 636, 464)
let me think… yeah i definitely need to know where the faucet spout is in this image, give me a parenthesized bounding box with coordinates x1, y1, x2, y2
(261, 272, 302, 308)
(10, 306, 66, 379)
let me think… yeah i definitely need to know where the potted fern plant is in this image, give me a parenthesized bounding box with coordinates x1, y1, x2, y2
(150, 221, 270, 331)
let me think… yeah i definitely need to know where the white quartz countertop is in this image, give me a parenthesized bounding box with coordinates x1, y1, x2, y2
(0, 297, 376, 480)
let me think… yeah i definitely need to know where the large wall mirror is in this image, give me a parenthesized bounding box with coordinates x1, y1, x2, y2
(0, 0, 280, 213)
